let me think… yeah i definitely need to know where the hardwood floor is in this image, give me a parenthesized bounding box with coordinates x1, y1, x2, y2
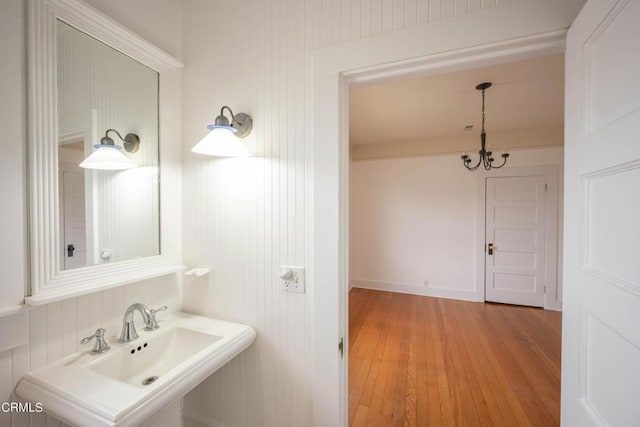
(348, 288, 562, 427)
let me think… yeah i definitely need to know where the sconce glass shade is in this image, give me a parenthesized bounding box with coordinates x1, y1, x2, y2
(79, 144, 137, 170)
(191, 126, 249, 157)
(192, 106, 252, 157)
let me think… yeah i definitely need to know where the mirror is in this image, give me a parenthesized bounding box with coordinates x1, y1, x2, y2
(56, 20, 160, 270)
(26, 0, 183, 305)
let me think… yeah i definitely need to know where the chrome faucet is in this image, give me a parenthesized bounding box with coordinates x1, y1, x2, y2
(118, 303, 167, 343)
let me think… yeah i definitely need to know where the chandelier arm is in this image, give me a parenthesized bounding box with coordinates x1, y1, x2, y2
(463, 155, 482, 171)
(490, 156, 509, 169)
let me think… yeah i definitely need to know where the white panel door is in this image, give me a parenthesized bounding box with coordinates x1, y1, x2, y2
(563, 0, 640, 425)
(61, 171, 87, 270)
(485, 176, 546, 307)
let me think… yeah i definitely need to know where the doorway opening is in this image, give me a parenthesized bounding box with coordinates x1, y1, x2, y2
(346, 54, 564, 425)
(310, 27, 569, 426)
(348, 55, 563, 306)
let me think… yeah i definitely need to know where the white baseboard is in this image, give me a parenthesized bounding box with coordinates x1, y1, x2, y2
(183, 411, 231, 427)
(550, 300, 563, 312)
(350, 279, 478, 302)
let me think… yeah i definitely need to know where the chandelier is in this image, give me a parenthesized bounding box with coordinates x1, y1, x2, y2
(460, 82, 509, 171)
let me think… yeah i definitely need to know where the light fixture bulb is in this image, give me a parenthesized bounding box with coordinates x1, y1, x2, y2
(79, 144, 137, 170)
(191, 126, 249, 157)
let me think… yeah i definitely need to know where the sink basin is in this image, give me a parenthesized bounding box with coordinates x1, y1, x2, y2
(16, 312, 256, 427)
(90, 327, 222, 387)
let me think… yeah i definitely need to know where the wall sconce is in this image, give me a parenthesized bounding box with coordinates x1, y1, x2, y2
(79, 129, 140, 170)
(192, 106, 253, 157)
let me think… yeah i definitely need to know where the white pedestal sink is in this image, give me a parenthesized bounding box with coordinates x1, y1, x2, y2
(16, 312, 256, 427)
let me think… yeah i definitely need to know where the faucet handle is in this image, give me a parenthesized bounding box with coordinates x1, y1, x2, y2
(145, 305, 167, 331)
(81, 328, 110, 355)
(151, 305, 167, 315)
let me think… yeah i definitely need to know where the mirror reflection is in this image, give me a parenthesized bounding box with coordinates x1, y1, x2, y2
(57, 20, 160, 270)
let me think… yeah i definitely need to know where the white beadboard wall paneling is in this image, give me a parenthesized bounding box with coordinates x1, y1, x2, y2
(0, 312, 28, 353)
(316, 0, 512, 48)
(180, 0, 586, 425)
(181, 0, 311, 424)
(0, 349, 12, 426)
(1, 276, 181, 426)
(10, 344, 30, 427)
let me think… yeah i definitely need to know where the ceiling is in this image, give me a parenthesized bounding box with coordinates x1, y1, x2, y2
(349, 54, 564, 160)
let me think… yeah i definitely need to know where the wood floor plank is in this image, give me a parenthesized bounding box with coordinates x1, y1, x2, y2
(352, 405, 370, 427)
(449, 303, 504, 426)
(348, 289, 562, 427)
(414, 296, 432, 425)
(458, 305, 517, 427)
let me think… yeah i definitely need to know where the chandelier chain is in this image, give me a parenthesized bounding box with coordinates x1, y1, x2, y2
(481, 88, 486, 133)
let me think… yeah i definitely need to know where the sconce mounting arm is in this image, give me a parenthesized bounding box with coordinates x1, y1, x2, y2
(213, 105, 253, 138)
(103, 128, 140, 153)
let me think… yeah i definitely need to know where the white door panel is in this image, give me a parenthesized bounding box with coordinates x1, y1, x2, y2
(494, 179, 539, 200)
(485, 175, 546, 307)
(493, 205, 539, 224)
(493, 273, 536, 292)
(494, 252, 537, 272)
(562, 0, 640, 425)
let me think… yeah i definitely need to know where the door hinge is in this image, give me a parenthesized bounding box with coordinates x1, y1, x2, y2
(544, 183, 548, 192)
(338, 337, 344, 359)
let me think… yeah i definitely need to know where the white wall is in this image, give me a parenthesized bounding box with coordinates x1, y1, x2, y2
(179, 0, 580, 425)
(0, 1, 183, 426)
(350, 153, 478, 297)
(0, 0, 581, 426)
(0, 0, 27, 314)
(350, 147, 564, 302)
(83, 0, 182, 60)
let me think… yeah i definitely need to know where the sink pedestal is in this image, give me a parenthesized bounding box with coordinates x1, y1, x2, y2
(147, 399, 183, 427)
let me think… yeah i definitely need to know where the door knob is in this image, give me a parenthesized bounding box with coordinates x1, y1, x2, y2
(487, 243, 496, 255)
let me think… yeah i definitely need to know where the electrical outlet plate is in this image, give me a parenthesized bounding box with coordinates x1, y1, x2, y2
(280, 266, 305, 293)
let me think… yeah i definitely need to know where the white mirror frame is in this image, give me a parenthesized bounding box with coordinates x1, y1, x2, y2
(26, 0, 184, 305)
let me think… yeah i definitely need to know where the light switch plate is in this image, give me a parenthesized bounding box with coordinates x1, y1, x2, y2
(280, 266, 305, 293)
